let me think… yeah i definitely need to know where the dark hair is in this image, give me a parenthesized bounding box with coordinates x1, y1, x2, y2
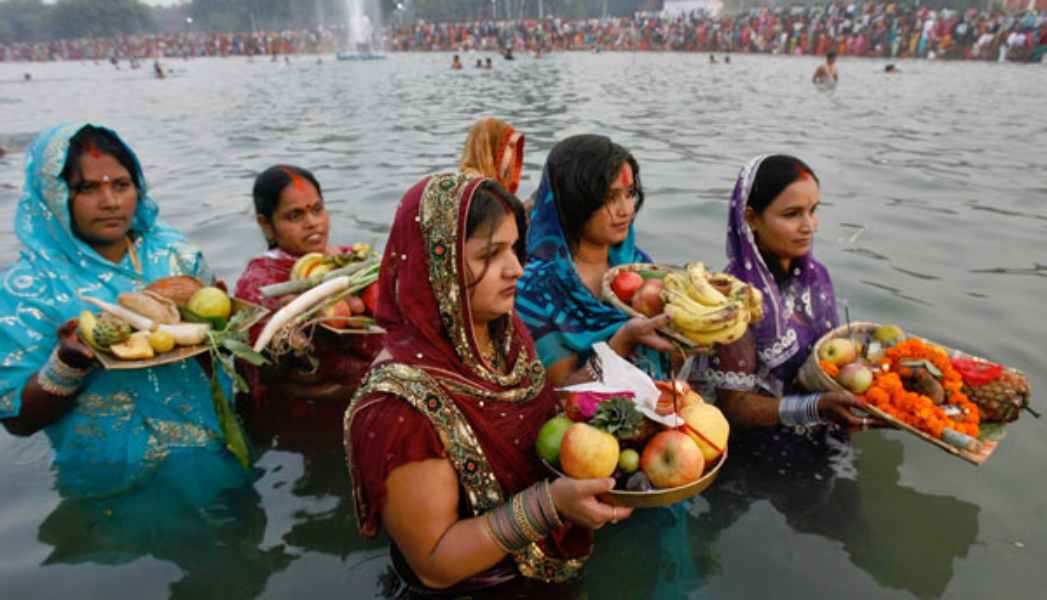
(546, 134, 644, 247)
(252, 164, 322, 221)
(826, 51, 837, 62)
(252, 165, 322, 248)
(747, 155, 820, 215)
(61, 125, 140, 190)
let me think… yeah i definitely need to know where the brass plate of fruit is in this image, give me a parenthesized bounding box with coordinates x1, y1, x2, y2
(93, 298, 268, 370)
(601, 263, 703, 351)
(542, 449, 726, 509)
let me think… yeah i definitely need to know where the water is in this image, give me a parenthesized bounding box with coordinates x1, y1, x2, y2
(1, 54, 1045, 599)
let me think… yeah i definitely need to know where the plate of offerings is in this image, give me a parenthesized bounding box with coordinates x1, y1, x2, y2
(797, 322, 1034, 465)
(538, 381, 728, 508)
(601, 262, 765, 352)
(79, 276, 268, 370)
(261, 247, 384, 337)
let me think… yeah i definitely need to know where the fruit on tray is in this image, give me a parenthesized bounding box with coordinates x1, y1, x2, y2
(640, 430, 704, 489)
(661, 262, 763, 346)
(611, 271, 644, 305)
(560, 423, 620, 479)
(79, 311, 132, 350)
(187, 287, 232, 320)
(145, 276, 204, 307)
(818, 338, 858, 367)
(110, 331, 155, 360)
(678, 403, 729, 464)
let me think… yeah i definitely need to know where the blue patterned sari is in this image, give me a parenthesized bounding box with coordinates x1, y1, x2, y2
(515, 162, 668, 379)
(0, 123, 249, 498)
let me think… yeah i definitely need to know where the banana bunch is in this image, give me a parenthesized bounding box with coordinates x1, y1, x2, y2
(290, 244, 374, 281)
(661, 262, 765, 346)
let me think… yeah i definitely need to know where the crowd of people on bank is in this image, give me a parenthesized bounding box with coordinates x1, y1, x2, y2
(1, 116, 884, 594)
(4, 4, 1045, 64)
(0, 27, 342, 63)
(395, 4, 1047, 62)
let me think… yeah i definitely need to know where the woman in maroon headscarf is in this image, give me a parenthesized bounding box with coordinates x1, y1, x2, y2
(345, 173, 629, 594)
(234, 165, 381, 443)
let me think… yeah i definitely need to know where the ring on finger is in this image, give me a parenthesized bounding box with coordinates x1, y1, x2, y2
(611, 506, 619, 524)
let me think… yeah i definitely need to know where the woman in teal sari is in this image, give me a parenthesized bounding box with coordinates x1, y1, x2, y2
(515, 134, 674, 385)
(0, 122, 251, 498)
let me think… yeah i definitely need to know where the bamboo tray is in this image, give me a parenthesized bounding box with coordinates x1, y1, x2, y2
(543, 449, 726, 508)
(600, 263, 711, 352)
(95, 298, 268, 370)
(797, 321, 1012, 465)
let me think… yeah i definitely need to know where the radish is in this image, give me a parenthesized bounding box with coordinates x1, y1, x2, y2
(252, 276, 351, 352)
(80, 296, 155, 332)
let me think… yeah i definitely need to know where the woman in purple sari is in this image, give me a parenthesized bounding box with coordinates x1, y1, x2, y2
(701, 155, 879, 457)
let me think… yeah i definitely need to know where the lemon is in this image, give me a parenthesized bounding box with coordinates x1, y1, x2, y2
(187, 287, 232, 320)
(148, 330, 176, 353)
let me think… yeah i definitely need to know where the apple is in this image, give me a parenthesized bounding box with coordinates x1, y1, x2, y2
(640, 430, 704, 489)
(612, 271, 645, 304)
(838, 363, 874, 394)
(536, 415, 573, 465)
(187, 287, 232, 320)
(631, 279, 665, 317)
(347, 295, 367, 315)
(818, 338, 857, 367)
(679, 403, 730, 464)
(873, 324, 905, 347)
(322, 300, 353, 329)
(360, 283, 380, 315)
(618, 448, 640, 473)
(560, 423, 620, 479)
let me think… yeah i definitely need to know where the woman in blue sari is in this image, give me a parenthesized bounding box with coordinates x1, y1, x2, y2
(515, 134, 674, 385)
(515, 134, 701, 599)
(0, 123, 250, 498)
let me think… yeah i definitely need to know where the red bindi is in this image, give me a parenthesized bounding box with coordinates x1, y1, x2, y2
(281, 167, 307, 191)
(617, 164, 634, 189)
(83, 141, 102, 159)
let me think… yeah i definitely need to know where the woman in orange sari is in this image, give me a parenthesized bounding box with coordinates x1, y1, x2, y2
(345, 174, 628, 594)
(458, 117, 525, 196)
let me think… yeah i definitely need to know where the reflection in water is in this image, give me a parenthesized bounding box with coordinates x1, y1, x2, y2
(693, 432, 978, 600)
(37, 451, 292, 599)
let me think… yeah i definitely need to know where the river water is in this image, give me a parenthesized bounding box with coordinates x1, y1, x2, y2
(0, 53, 1045, 599)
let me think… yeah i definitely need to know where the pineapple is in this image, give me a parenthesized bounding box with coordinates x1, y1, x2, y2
(589, 396, 647, 443)
(964, 370, 1031, 423)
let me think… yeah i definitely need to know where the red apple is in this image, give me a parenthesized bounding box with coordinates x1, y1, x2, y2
(322, 300, 353, 329)
(612, 271, 645, 304)
(631, 279, 665, 317)
(560, 423, 620, 479)
(679, 403, 729, 464)
(838, 363, 874, 394)
(818, 338, 857, 367)
(640, 430, 704, 489)
(360, 283, 380, 315)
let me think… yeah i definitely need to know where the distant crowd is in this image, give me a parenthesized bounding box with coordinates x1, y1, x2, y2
(395, 3, 1047, 62)
(0, 27, 341, 63)
(3, 3, 1046, 64)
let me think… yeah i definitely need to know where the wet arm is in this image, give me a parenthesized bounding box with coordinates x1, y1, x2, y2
(381, 458, 507, 589)
(2, 376, 78, 436)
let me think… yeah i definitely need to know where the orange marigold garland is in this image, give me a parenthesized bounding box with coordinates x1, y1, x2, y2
(860, 338, 980, 439)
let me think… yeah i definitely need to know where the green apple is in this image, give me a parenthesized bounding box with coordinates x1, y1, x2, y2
(873, 324, 905, 347)
(535, 415, 573, 465)
(618, 448, 640, 473)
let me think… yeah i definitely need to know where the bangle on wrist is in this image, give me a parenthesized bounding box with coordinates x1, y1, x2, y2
(38, 348, 91, 397)
(779, 393, 824, 427)
(484, 482, 562, 553)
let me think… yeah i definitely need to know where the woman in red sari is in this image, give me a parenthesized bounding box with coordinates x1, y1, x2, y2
(234, 165, 381, 442)
(458, 117, 524, 196)
(345, 173, 629, 594)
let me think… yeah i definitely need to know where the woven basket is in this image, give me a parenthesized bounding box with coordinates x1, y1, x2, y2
(600, 262, 703, 351)
(796, 322, 1010, 465)
(544, 449, 726, 508)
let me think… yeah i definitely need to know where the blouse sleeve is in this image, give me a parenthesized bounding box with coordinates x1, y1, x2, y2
(700, 330, 759, 393)
(347, 392, 447, 537)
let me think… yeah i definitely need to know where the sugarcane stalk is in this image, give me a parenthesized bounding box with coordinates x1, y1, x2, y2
(260, 258, 378, 298)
